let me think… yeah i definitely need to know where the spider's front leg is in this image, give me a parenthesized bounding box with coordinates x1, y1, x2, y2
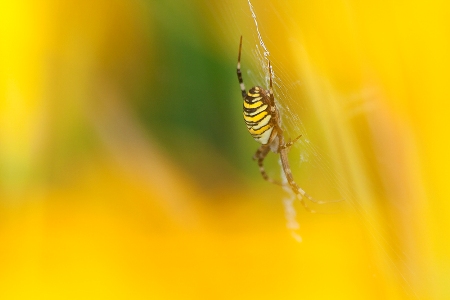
(279, 134, 302, 151)
(276, 133, 323, 213)
(253, 144, 284, 186)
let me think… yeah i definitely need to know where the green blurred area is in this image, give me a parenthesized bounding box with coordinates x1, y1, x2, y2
(0, 0, 283, 198)
(131, 1, 255, 188)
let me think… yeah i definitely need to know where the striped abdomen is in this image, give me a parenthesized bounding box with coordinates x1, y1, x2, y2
(243, 86, 275, 145)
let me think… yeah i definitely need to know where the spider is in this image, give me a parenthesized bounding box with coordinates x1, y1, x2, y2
(237, 36, 328, 212)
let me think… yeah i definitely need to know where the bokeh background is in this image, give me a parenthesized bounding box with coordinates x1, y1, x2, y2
(1, 0, 449, 299)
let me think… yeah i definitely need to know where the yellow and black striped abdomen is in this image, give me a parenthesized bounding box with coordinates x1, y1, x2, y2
(243, 86, 274, 145)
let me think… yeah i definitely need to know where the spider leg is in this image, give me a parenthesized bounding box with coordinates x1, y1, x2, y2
(253, 144, 284, 186)
(267, 60, 276, 108)
(279, 134, 342, 205)
(237, 36, 246, 99)
(279, 134, 302, 151)
(278, 144, 317, 213)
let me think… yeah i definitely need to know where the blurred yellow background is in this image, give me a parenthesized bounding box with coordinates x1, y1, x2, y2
(1, 0, 449, 299)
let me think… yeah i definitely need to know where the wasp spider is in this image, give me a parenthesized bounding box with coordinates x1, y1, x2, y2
(237, 36, 328, 212)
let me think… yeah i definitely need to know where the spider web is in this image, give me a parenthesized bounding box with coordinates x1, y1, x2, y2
(207, 0, 419, 298)
(244, 0, 353, 240)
